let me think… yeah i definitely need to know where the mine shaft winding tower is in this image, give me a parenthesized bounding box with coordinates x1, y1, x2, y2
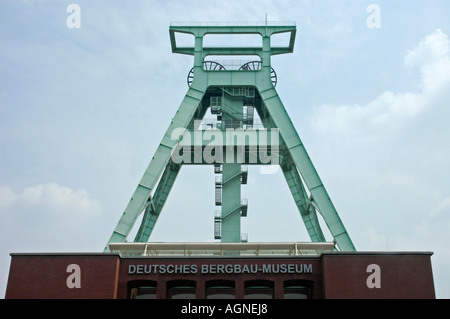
(105, 22, 356, 252)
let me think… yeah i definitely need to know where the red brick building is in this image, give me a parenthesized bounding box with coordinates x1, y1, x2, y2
(5, 242, 435, 299)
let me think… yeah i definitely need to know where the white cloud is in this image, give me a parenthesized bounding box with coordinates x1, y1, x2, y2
(0, 183, 104, 254)
(0, 183, 104, 297)
(405, 29, 450, 96)
(0, 183, 102, 225)
(310, 29, 450, 136)
(306, 29, 450, 298)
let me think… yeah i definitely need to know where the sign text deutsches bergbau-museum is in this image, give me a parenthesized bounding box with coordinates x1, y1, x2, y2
(128, 263, 313, 275)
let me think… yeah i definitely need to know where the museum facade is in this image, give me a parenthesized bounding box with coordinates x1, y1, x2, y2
(5, 242, 435, 299)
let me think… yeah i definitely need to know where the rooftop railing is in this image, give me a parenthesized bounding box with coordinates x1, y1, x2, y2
(170, 21, 296, 27)
(109, 242, 335, 257)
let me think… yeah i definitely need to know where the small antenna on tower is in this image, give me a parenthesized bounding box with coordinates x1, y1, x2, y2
(265, 13, 268, 32)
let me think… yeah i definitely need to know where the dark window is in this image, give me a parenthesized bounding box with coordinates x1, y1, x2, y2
(244, 280, 274, 299)
(206, 280, 235, 299)
(167, 280, 196, 299)
(128, 280, 157, 299)
(283, 280, 312, 299)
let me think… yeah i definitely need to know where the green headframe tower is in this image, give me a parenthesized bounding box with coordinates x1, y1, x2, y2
(104, 22, 356, 252)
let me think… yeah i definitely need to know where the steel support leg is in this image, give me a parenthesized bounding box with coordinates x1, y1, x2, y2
(104, 87, 205, 251)
(282, 159, 326, 243)
(259, 87, 355, 251)
(134, 161, 181, 242)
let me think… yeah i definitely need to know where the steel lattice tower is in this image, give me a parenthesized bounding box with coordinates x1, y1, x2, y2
(104, 22, 356, 252)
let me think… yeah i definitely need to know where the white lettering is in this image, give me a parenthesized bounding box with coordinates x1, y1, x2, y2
(66, 264, 81, 289)
(128, 265, 136, 274)
(171, 128, 191, 164)
(170, 125, 280, 171)
(304, 264, 312, 273)
(203, 130, 224, 163)
(66, 4, 81, 29)
(366, 264, 381, 288)
(202, 264, 209, 274)
(127, 263, 312, 274)
(136, 264, 143, 274)
(225, 304, 267, 315)
(366, 4, 381, 29)
(181, 303, 215, 316)
(225, 264, 233, 273)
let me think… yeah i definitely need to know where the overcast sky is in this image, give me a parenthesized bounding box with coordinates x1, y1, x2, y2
(1, 0, 449, 298)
